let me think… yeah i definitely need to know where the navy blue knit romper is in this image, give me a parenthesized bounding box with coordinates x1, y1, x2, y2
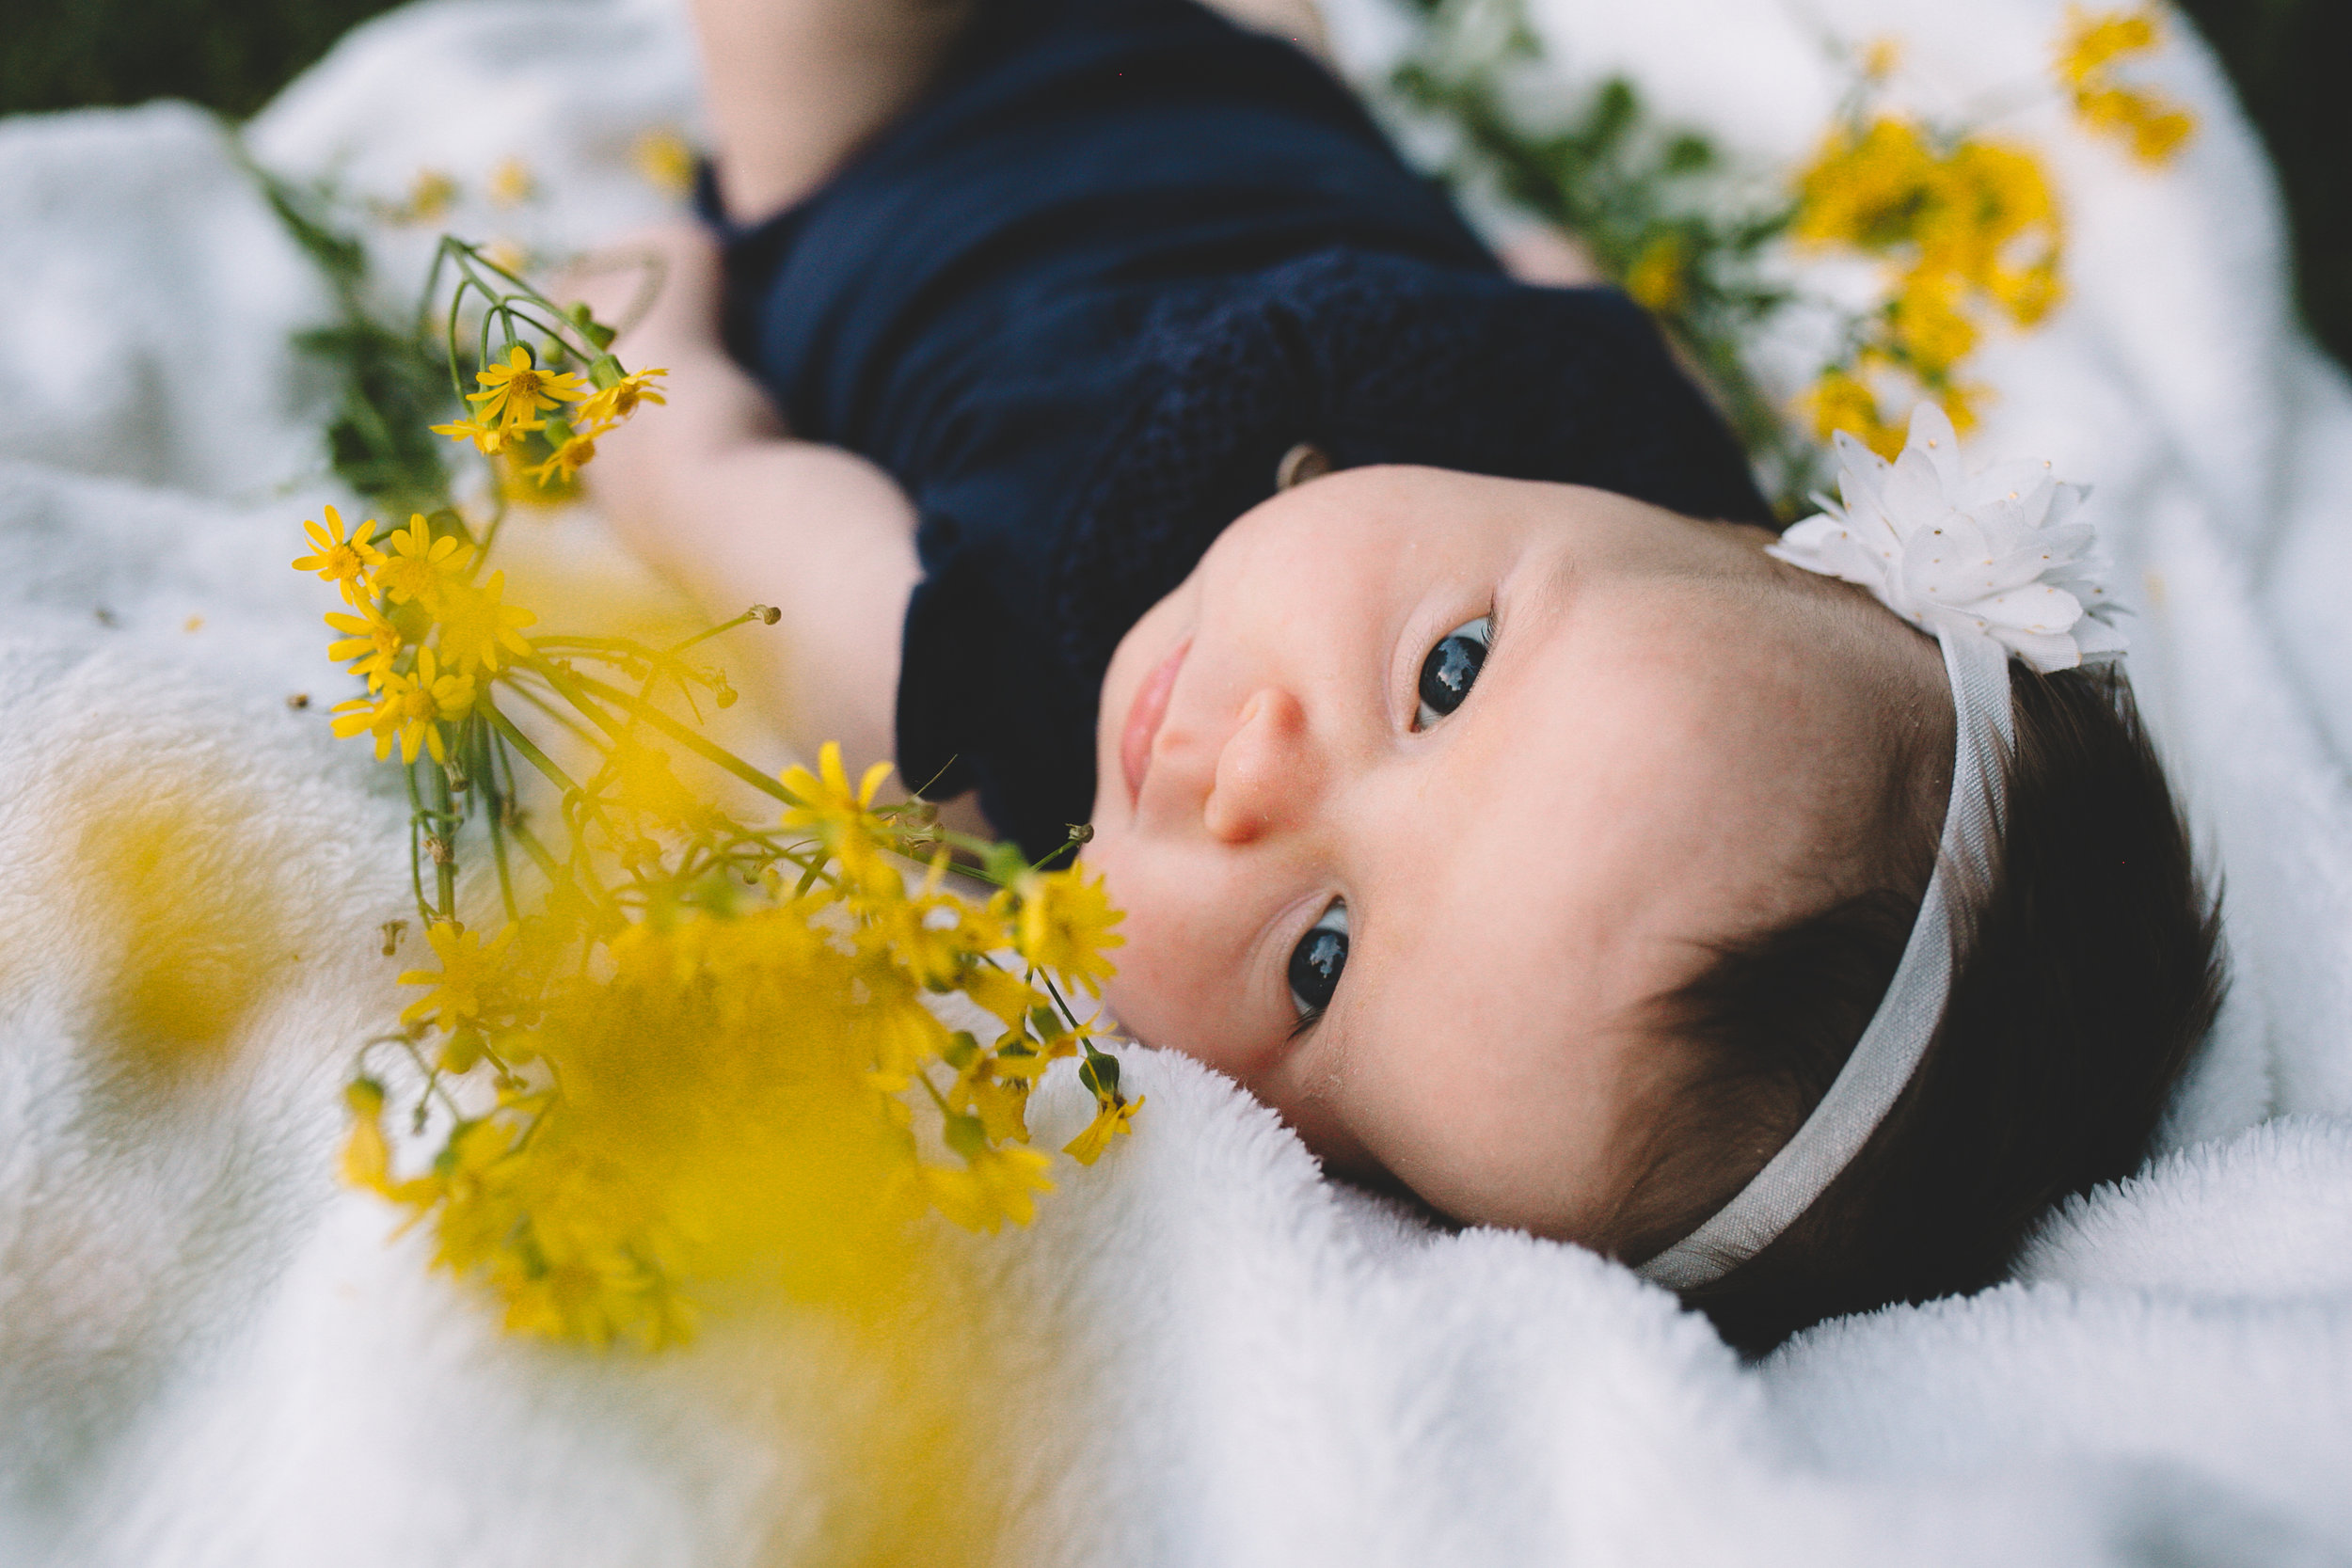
(707, 0, 1771, 858)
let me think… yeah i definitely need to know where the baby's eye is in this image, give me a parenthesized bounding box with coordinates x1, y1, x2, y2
(1287, 899, 1349, 1022)
(1414, 615, 1492, 730)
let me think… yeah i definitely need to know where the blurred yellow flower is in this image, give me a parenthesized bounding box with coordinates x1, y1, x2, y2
(1622, 235, 1687, 314)
(291, 505, 382, 605)
(400, 920, 518, 1033)
(1004, 867, 1124, 997)
(373, 513, 475, 617)
(526, 426, 606, 488)
(2057, 6, 2159, 87)
(324, 602, 403, 690)
(632, 128, 698, 198)
(921, 1145, 1054, 1233)
(434, 569, 537, 674)
(391, 168, 457, 225)
(2056, 8, 2196, 166)
(487, 157, 537, 209)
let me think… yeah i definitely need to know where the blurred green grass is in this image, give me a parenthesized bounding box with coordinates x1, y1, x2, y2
(0, 0, 2342, 369)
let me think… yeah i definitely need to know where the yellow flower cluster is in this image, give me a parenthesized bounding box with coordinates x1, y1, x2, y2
(429, 344, 668, 490)
(1791, 117, 2059, 454)
(1787, 13, 2193, 458)
(295, 242, 1135, 1348)
(2058, 7, 2197, 165)
(346, 746, 1128, 1346)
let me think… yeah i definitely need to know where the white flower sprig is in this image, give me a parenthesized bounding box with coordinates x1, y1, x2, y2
(1767, 404, 2127, 673)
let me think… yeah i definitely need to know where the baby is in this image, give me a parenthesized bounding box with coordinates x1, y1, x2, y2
(586, 0, 2222, 1348)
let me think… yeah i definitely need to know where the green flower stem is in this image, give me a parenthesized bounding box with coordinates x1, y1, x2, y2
(564, 670, 807, 810)
(483, 698, 586, 799)
(427, 762, 459, 918)
(661, 611, 759, 658)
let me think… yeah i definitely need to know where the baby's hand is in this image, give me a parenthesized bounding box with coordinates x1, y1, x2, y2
(555, 223, 783, 552)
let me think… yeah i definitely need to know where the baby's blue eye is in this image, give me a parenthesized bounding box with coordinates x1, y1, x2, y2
(1415, 616, 1492, 729)
(1287, 900, 1349, 1021)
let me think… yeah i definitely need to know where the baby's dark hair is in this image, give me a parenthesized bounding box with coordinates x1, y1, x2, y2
(1612, 661, 2225, 1354)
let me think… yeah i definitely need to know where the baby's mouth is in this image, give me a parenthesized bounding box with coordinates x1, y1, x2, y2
(1121, 633, 1191, 808)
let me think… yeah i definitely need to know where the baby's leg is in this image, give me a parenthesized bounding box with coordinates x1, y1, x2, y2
(693, 0, 975, 222)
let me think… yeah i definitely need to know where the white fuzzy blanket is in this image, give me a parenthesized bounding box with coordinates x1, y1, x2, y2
(6, 0, 2352, 1561)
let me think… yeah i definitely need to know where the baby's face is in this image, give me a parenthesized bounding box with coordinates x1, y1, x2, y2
(1083, 466, 1940, 1250)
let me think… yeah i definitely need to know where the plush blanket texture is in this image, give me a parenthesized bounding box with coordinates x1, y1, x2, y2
(5, 0, 2352, 1562)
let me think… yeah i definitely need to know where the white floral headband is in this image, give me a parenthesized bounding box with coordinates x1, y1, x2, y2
(1638, 404, 2126, 1291)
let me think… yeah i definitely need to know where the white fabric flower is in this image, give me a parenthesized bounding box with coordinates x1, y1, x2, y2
(1766, 404, 2128, 673)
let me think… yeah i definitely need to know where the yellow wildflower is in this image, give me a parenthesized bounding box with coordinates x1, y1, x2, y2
(433, 569, 537, 674)
(330, 644, 474, 764)
(526, 424, 607, 488)
(372, 513, 475, 618)
(487, 157, 536, 209)
(1887, 272, 1979, 376)
(1064, 1094, 1143, 1166)
(962, 961, 1047, 1029)
(920, 1144, 1054, 1233)
(632, 127, 697, 198)
(429, 415, 540, 456)
(1988, 256, 2065, 326)
(1622, 235, 1687, 314)
(324, 602, 404, 690)
(2057, 8, 2195, 166)
(467, 344, 589, 431)
(399, 919, 518, 1033)
(1859, 37, 1902, 81)
(393, 168, 456, 225)
(2056, 7, 2160, 87)
(2075, 85, 2196, 164)
(577, 367, 669, 426)
(1792, 117, 1941, 254)
(1003, 867, 1124, 997)
(1803, 369, 1908, 459)
(341, 1079, 396, 1195)
(290, 505, 382, 605)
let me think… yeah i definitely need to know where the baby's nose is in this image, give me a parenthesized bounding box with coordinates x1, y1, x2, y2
(1202, 688, 1323, 844)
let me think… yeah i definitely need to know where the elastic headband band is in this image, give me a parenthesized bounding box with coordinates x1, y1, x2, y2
(1636, 404, 2122, 1292)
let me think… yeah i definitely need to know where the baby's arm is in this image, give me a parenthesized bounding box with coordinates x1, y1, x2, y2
(580, 224, 921, 799)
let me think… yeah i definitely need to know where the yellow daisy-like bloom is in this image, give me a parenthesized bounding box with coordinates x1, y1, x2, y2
(1792, 117, 1940, 254)
(487, 157, 536, 209)
(577, 367, 669, 427)
(2056, 6, 2159, 87)
(399, 919, 519, 1033)
(2074, 85, 2196, 165)
(526, 425, 607, 488)
(467, 344, 589, 431)
(324, 602, 404, 690)
(395, 168, 457, 225)
(780, 741, 898, 887)
(434, 569, 537, 675)
(1803, 369, 1907, 460)
(1003, 867, 1125, 997)
(341, 1079, 397, 1196)
(1886, 272, 1979, 377)
(330, 644, 474, 764)
(1064, 1094, 1143, 1166)
(920, 1144, 1055, 1233)
(632, 127, 697, 198)
(429, 415, 540, 456)
(290, 505, 382, 606)
(1622, 235, 1687, 315)
(373, 513, 476, 618)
